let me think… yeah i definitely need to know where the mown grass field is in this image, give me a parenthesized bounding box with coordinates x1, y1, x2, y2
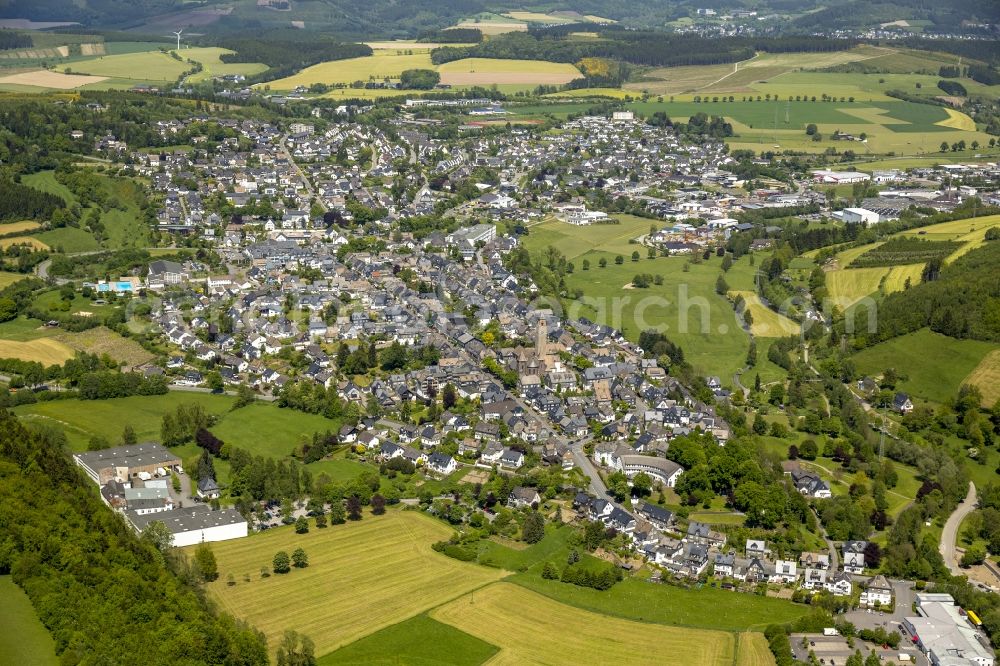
(197, 511, 506, 658)
(0, 576, 58, 666)
(318, 614, 498, 666)
(431, 582, 738, 666)
(852, 328, 998, 405)
(13, 393, 344, 459)
(67, 50, 190, 81)
(512, 574, 807, 631)
(0, 337, 75, 364)
(737, 632, 778, 666)
(730, 290, 799, 337)
(34, 227, 101, 252)
(0, 271, 27, 288)
(964, 350, 1000, 407)
(21, 170, 76, 203)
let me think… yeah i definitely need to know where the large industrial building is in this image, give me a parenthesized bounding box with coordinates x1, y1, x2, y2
(74, 443, 182, 486)
(127, 506, 248, 548)
(903, 593, 994, 666)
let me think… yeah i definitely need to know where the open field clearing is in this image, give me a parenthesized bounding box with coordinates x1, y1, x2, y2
(0, 221, 41, 234)
(523, 215, 650, 259)
(55, 326, 155, 368)
(267, 52, 434, 89)
(199, 512, 506, 658)
(318, 614, 498, 666)
(0, 271, 27, 288)
(454, 20, 527, 34)
(0, 338, 76, 364)
(33, 227, 99, 252)
(68, 50, 189, 81)
(181, 47, 268, 83)
(432, 582, 736, 666)
(964, 350, 1000, 407)
(627, 63, 733, 95)
(0, 576, 58, 666)
(22, 171, 75, 203)
(731, 290, 799, 337)
(438, 58, 581, 86)
(0, 70, 107, 89)
(210, 401, 345, 458)
(937, 108, 976, 131)
(826, 267, 891, 307)
(0, 236, 48, 250)
(737, 632, 778, 666)
(853, 329, 998, 405)
(546, 87, 632, 99)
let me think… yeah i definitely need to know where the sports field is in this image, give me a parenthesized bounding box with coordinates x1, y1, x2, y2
(964, 349, 1000, 407)
(198, 511, 506, 658)
(852, 328, 998, 404)
(0, 576, 57, 666)
(431, 582, 737, 666)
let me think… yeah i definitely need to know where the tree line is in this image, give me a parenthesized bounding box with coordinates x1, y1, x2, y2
(0, 409, 269, 664)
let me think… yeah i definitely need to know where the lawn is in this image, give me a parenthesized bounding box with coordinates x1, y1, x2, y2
(211, 401, 343, 459)
(318, 614, 498, 666)
(0, 316, 58, 341)
(511, 574, 807, 632)
(431, 582, 737, 666)
(196, 511, 507, 658)
(306, 457, 376, 484)
(852, 328, 998, 404)
(475, 524, 576, 570)
(0, 576, 58, 666)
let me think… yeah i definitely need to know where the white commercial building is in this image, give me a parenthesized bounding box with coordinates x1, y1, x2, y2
(903, 594, 994, 666)
(842, 207, 881, 225)
(128, 505, 248, 548)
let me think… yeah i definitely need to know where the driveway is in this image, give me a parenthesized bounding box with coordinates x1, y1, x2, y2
(940, 481, 977, 575)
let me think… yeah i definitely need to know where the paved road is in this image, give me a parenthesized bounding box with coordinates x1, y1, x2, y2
(570, 439, 611, 501)
(941, 481, 977, 575)
(279, 134, 326, 212)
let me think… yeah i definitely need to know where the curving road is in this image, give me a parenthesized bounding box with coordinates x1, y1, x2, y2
(940, 481, 977, 575)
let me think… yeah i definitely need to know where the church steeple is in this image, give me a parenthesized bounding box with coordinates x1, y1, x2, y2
(536, 318, 547, 358)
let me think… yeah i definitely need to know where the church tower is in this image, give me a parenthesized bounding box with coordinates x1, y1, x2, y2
(536, 318, 547, 358)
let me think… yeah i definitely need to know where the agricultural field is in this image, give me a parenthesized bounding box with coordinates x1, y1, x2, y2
(730, 290, 799, 337)
(852, 328, 999, 405)
(67, 50, 189, 81)
(896, 214, 1000, 264)
(438, 58, 581, 86)
(849, 238, 961, 267)
(0, 337, 75, 364)
(266, 51, 434, 90)
(34, 226, 101, 253)
(963, 350, 1000, 407)
(0, 70, 108, 90)
(522, 217, 748, 379)
(268, 53, 580, 91)
(0, 271, 27, 288)
(0, 236, 48, 250)
(0, 576, 58, 666)
(737, 632, 778, 666)
(54, 326, 155, 368)
(431, 582, 738, 666)
(318, 614, 499, 666)
(454, 20, 528, 34)
(180, 47, 268, 83)
(196, 511, 506, 658)
(0, 221, 41, 235)
(513, 573, 806, 631)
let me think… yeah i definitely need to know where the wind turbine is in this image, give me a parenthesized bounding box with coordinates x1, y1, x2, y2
(173, 29, 184, 51)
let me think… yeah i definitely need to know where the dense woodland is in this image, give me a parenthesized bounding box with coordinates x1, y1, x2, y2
(214, 35, 372, 83)
(0, 410, 269, 664)
(0, 179, 64, 222)
(432, 31, 856, 68)
(0, 29, 32, 50)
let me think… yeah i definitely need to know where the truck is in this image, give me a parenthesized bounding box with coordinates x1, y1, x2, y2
(823, 628, 838, 636)
(897, 654, 912, 662)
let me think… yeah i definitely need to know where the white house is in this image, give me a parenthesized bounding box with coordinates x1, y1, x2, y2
(860, 574, 893, 607)
(426, 452, 457, 475)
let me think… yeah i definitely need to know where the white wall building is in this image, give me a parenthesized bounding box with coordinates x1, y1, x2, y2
(128, 506, 248, 548)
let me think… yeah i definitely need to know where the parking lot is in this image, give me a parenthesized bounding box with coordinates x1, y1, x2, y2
(791, 634, 926, 666)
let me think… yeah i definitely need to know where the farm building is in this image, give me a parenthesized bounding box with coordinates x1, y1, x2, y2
(74, 443, 181, 486)
(127, 505, 248, 547)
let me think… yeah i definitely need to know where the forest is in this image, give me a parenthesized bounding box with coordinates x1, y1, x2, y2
(0, 409, 269, 664)
(432, 31, 857, 68)
(841, 240, 1000, 345)
(0, 178, 65, 222)
(0, 30, 32, 50)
